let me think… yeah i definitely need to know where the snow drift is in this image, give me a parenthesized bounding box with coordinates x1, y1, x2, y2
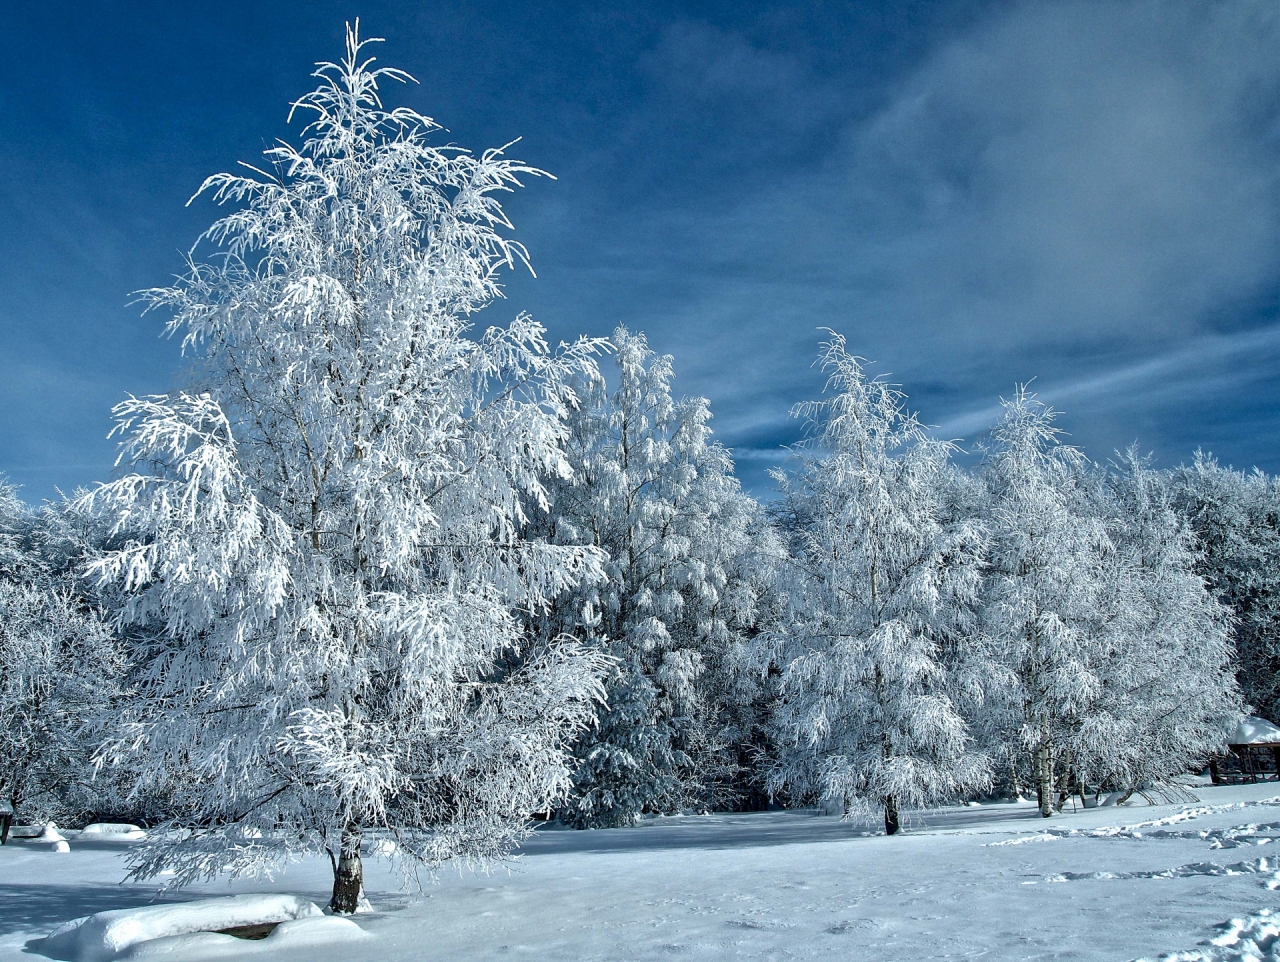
(33, 894, 336, 962)
(113, 916, 368, 960)
(79, 824, 145, 841)
(1142, 908, 1280, 961)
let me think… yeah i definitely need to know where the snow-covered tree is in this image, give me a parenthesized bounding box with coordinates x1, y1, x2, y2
(763, 335, 989, 834)
(83, 25, 609, 912)
(0, 580, 124, 830)
(1172, 453, 1280, 724)
(979, 389, 1113, 817)
(1069, 453, 1239, 799)
(533, 327, 775, 826)
(0, 480, 26, 577)
(0, 485, 126, 831)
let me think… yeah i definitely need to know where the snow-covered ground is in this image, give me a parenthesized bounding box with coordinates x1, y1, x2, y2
(7, 783, 1280, 961)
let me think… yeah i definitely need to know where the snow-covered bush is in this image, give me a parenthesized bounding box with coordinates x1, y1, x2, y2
(762, 334, 989, 834)
(82, 24, 609, 912)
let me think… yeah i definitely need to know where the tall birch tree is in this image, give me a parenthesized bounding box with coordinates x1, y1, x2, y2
(84, 25, 609, 912)
(765, 335, 988, 834)
(980, 388, 1110, 817)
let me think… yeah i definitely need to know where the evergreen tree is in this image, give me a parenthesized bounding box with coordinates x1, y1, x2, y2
(535, 327, 773, 826)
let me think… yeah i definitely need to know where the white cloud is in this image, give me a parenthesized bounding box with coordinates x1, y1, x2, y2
(839, 0, 1280, 351)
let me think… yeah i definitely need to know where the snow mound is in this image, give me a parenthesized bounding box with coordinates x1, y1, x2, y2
(79, 823, 146, 840)
(1040, 855, 1280, 886)
(1231, 716, 1280, 745)
(1141, 908, 1280, 960)
(114, 917, 369, 960)
(35, 894, 326, 962)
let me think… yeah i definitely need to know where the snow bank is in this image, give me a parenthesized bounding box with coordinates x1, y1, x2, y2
(1142, 908, 1280, 960)
(1231, 716, 1280, 745)
(35, 894, 326, 962)
(114, 917, 369, 960)
(79, 824, 145, 840)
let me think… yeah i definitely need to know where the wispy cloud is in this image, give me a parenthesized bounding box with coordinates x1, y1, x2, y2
(544, 1, 1280, 490)
(937, 324, 1280, 441)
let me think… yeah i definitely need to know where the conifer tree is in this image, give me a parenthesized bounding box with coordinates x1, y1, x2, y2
(535, 327, 773, 825)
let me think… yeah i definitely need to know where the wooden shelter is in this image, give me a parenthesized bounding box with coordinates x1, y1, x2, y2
(1210, 716, 1280, 785)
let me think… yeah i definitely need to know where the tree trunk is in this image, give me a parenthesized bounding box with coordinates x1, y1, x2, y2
(1035, 744, 1054, 818)
(330, 823, 364, 915)
(1054, 751, 1073, 813)
(884, 795, 900, 836)
(0, 794, 13, 845)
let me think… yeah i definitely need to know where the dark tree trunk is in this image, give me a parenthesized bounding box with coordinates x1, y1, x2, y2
(1035, 744, 1054, 818)
(330, 823, 364, 915)
(884, 795, 900, 836)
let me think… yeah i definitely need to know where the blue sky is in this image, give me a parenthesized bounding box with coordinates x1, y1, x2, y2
(3, 0, 1279, 500)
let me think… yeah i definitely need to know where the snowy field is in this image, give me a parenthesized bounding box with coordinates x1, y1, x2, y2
(8, 783, 1280, 961)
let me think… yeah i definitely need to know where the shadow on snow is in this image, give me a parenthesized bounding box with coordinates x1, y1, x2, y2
(518, 804, 1050, 857)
